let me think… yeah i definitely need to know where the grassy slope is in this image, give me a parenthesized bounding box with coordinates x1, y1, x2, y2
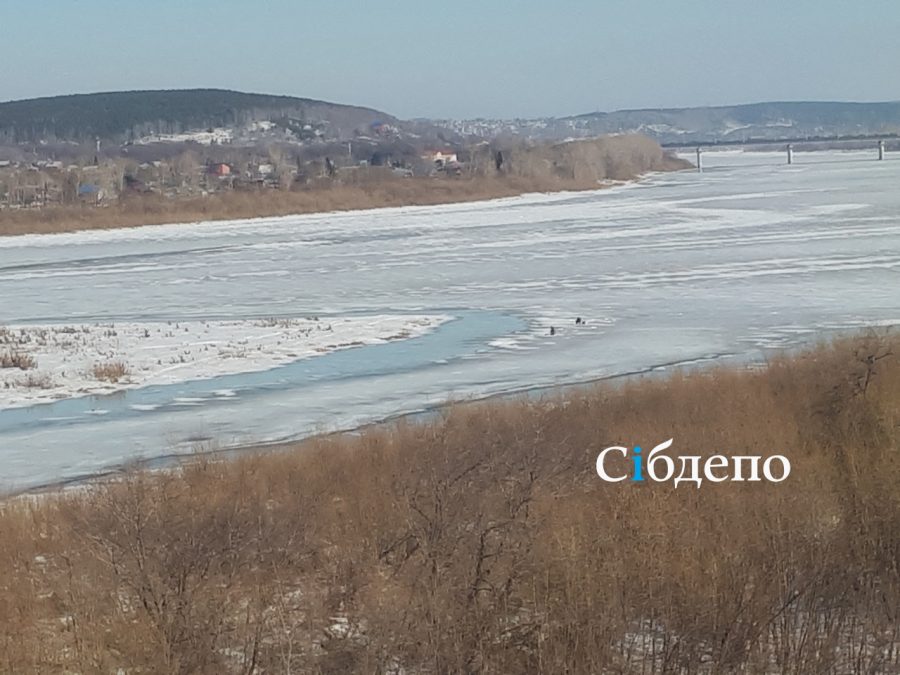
(1, 332, 898, 672)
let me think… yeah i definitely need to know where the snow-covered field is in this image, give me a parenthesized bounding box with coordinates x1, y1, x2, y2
(0, 315, 447, 408)
(136, 127, 233, 145)
(1, 150, 899, 490)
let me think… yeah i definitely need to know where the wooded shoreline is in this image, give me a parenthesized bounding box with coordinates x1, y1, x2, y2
(0, 135, 689, 236)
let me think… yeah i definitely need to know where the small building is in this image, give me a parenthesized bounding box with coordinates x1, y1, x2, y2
(77, 183, 104, 203)
(207, 163, 232, 177)
(371, 121, 397, 136)
(423, 149, 458, 169)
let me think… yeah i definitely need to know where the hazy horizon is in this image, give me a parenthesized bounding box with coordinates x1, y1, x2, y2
(3, 87, 900, 121)
(2, 0, 899, 118)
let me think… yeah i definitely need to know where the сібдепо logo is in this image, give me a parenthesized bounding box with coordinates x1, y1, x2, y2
(596, 438, 790, 488)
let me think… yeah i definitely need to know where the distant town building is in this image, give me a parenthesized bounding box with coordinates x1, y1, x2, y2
(371, 121, 398, 136)
(207, 163, 232, 177)
(77, 183, 104, 203)
(423, 149, 458, 169)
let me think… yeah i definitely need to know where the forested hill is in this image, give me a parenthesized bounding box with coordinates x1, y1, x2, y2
(0, 89, 397, 143)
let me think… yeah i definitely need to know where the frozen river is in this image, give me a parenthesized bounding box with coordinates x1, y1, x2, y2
(2, 150, 899, 490)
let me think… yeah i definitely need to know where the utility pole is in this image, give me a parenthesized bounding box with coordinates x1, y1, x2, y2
(696, 147, 702, 172)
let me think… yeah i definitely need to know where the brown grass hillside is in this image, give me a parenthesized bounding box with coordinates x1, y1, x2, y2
(0, 135, 688, 236)
(2, 332, 897, 673)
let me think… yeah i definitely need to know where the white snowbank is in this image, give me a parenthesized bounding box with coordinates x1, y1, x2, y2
(135, 127, 234, 145)
(0, 315, 449, 408)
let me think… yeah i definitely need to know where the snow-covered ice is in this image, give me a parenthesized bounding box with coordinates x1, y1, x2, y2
(0, 315, 448, 408)
(1, 150, 899, 490)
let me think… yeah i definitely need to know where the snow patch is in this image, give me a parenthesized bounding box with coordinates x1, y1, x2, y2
(0, 315, 450, 408)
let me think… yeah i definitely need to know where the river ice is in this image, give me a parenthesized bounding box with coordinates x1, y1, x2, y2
(0, 315, 449, 408)
(1, 150, 898, 490)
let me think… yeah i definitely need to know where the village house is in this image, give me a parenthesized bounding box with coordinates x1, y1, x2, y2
(207, 162, 232, 177)
(77, 183, 104, 204)
(422, 149, 459, 169)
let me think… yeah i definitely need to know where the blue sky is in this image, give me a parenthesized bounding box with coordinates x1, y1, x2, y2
(1, 0, 898, 118)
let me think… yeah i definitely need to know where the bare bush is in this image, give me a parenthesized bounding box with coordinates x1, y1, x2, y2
(0, 333, 898, 673)
(16, 373, 53, 389)
(0, 351, 36, 370)
(91, 360, 128, 383)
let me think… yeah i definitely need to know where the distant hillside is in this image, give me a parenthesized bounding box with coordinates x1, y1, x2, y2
(431, 101, 900, 145)
(7, 91, 900, 150)
(0, 89, 397, 144)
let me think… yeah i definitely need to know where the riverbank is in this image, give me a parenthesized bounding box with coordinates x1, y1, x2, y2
(1, 332, 898, 672)
(0, 314, 449, 408)
(0, 135, 690, 236)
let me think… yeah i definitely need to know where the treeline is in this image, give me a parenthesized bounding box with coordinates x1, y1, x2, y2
(0, 135, 689, 236)
(1, 332, 898, 673)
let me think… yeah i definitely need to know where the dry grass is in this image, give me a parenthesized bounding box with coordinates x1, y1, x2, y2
(0, 136, 689, 236)
(90, 360, 128, 383)
(0, 350, 36, 370)
(1, 332, 897, 673)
